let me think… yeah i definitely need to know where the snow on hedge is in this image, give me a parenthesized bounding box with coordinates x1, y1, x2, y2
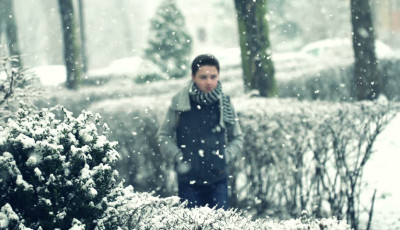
(87, 95, 398, 229)
(0, 107, 120, 229)
(95, 186, 350, 230)
(0, 107, 352, 229)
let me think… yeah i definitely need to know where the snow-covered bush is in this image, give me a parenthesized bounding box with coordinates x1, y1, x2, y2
(278, 57, 400, 101)
(0, 107, 120, 229)
(35, 77, 188, 116)
(0, 104, 351, 230)
(278, 64, 352, 101)
(0, 55, 40, 125)
(82, 57, 169, 86)
(134, 60, 169, 84)
(231, 98, 398, 227)
(95, 186, 350, 230)
(0, 203, 31, 229)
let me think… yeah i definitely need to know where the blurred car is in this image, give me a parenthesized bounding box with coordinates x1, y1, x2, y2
(299, 38, 394, 60)
(89, 56, 143, 77)
(198, 39, 392, 78)
(209, 47, 315, 72)
(271, 51, 315, 74)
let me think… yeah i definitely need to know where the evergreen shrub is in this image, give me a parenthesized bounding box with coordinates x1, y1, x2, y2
(144, 0, 192, 79)
(0, 107, 121, 229)
(0, 56, 41, 125)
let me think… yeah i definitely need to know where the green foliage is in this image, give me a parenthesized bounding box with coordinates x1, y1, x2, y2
(145, 0, 192, 79)
(0, 108, 121, 229)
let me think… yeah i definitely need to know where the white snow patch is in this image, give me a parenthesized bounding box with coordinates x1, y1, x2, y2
(0, 212, 8, 229)
(15, 134, 35, 149)
(16, 175, 33, 191)
(31, 65, 66, 86)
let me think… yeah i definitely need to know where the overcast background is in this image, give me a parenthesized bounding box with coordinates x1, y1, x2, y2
(11, 0, 398, 72)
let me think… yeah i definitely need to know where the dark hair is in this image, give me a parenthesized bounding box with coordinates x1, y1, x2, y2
(191, 54, 220, 75)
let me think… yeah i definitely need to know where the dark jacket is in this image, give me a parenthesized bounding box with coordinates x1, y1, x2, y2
(157, 82, 244, 184)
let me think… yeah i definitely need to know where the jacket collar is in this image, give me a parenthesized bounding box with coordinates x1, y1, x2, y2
(170, 81, 192, 112)
(170, 81, 226, 128)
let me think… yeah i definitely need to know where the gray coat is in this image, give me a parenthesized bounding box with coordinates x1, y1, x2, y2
(157, 82, 244, 163)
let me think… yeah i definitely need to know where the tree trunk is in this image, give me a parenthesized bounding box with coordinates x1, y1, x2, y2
(78, 0, 88, 73)
(234, 0, 276, 97)
(58, 0, 81, 89)
(350, 0, 380, 100)
(0, 0, 23, 68)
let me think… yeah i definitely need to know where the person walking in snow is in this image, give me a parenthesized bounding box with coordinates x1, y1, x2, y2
(158, 54, 243, 210)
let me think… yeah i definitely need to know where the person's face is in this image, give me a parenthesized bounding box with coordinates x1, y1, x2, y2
(192, 65, 219, 93)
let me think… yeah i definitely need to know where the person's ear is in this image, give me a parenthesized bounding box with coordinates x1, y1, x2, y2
(191, 74, 195, 81)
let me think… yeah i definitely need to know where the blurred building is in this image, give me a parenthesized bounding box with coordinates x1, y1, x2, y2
(374, 0, 400, 47)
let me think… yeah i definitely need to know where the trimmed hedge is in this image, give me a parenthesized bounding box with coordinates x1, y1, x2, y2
(95, 186, 350, 230)
(38, 56, 400, 119)
(0, 107, 351, 230)
(87, 95, 399, 227)
(278, 57, 400, 101)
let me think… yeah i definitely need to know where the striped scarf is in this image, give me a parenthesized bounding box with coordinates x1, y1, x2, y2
(189, 81, 235, 125)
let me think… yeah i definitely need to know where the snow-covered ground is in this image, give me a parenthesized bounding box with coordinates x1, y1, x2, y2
(363, 113, 400, 230)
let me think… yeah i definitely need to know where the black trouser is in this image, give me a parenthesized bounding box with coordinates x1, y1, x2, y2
(178, 178, 228, 210)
